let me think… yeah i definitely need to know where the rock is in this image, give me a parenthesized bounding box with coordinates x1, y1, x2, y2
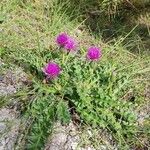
(45, 122, 67, 150)
(44, 122, 97, 150)
(2, 68, 28, 89)
(0, 76, 4, 81)
(0, 83, 17, 96)
(0, 123, 6, 133)
(0, 65, 28, 96)
(0, 108, 20, 150)
(137, 103, 150, 126)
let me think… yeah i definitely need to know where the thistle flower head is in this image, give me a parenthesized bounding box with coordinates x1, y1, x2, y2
(56, 33, 68, 47)
(86, 46, 102, 61)
(56, 33, 77, 52)
(64, 37, 77, 51)
(42, 62, 61, 79)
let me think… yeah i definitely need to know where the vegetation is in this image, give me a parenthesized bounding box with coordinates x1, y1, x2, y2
(0, 0, 150, 149)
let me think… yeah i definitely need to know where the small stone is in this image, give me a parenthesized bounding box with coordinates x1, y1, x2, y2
(0, 76, 4, 81)
(71, 142, 78, 150)
(0, 84, 16, 96)
(99, 145, 107, 150)
(0, 123, 6, 133)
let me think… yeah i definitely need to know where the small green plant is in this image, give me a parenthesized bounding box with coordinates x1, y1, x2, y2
(8, 32, 142, 149)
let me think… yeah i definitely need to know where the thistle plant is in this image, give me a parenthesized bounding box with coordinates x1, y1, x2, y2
(9, 32, 138, 149)
(40, 32, 137, 143)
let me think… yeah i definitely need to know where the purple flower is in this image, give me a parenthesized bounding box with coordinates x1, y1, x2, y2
(56, 32, 77, 51)
(42, 62, 61, 79)
(64, 37, 76, 51)
(86, 46, 102, 61)
(56, 33, 68, 47)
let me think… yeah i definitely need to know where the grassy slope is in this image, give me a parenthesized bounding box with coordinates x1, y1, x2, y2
(0, 0, 150, 149)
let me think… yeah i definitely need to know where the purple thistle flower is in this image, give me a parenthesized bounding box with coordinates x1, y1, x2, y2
(56, 32, 77, 52)
(42, 62, 61, 79)
(86, 46, 102, 61)
(64, 37, 77, 51)
(56, 33, 68, 47)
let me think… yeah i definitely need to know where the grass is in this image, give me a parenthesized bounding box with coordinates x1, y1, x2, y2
(0, 0, 150, 149)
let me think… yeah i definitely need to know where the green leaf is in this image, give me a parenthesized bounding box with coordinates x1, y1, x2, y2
(56, 100, 71, 124)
